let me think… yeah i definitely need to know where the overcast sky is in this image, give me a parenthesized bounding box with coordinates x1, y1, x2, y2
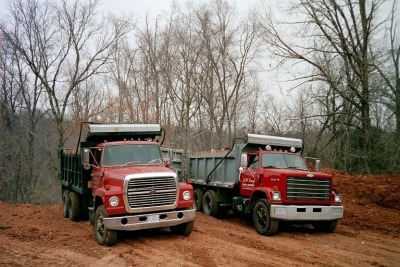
(98, 0, 262, 19)
(97, 0, 266, 22)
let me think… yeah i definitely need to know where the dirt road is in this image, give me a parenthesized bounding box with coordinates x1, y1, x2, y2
(1, 169, 399, 266)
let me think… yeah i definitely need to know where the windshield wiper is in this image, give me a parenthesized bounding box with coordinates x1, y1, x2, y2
(263, 165, 282, 168)
(287, 166, 308, 170)
(121, 161, 142, 166)
(146, 158, 162, 165)
(264, 165, 274, 168)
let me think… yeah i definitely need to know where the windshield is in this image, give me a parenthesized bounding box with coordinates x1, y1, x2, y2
(103, 144, 162, 167)
(261, 153, 308, 170)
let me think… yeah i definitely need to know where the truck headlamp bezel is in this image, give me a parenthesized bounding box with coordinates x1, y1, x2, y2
(272, 191, 281, 201)
(109, 196, 119, 207)
(334, 194, 342, 203)
(182, 191, 191, 201)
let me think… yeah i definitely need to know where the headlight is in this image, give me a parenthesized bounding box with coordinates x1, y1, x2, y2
(182, 191, 191, 200)
(334, 194, 341, 203)
(109, 196, 119, 207)
(272, 191, 281, 201)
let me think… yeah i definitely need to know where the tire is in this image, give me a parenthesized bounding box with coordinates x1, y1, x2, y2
(194, 188, 204, 212)
(62, 190, 70, 218)
(94, 205, 118, 246)
(170, 221, 194, 236)
(202, 190, 219, 217)
(68, 191, 81, 221)
(252, 200, 279, 236)
(313, 220, 338, 233)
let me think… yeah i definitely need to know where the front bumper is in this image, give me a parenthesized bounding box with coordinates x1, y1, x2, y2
(270, 205, 344, 221)
(103, 208, 196, 231)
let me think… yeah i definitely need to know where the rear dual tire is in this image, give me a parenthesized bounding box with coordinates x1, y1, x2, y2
(63, 190, 81, 221)
(68, 191, 81, 221)
(194, 188, 204, 212)
(202, 190, 219, 217)
(62, 190, 70, 218)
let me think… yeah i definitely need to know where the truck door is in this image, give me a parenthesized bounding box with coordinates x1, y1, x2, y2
(90, 147, 103, 193)
(240, 154, 260, 197)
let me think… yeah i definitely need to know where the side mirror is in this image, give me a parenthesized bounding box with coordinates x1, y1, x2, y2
(82, 148, 91, 170)
(240, 153, 248, 168)
(164, 159, 171, 168)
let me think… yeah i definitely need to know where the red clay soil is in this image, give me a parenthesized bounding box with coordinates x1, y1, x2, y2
(1, 168, 399, 267)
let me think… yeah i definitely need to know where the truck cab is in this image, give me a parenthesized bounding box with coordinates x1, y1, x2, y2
(61, 123, 195, 246)
(188, 133, 343, 236)
(240, 148, 310, 197)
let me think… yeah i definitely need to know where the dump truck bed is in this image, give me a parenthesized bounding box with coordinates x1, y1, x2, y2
(60, 150, 91, 195)
(188, 145, 244, 188)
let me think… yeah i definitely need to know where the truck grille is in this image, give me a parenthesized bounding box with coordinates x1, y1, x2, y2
(127, 176, 177, 208)
(286, 177, 331, 201)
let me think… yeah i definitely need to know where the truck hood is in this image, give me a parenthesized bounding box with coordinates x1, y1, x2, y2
(263, 168, 333, 179)
(104, 165, 175, 180)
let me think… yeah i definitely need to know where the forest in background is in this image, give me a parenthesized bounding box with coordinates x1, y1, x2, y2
(1, 0, 399, 204)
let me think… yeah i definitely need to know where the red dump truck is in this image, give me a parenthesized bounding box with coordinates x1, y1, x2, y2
(186, 133, 343, 235)
(60, 123, 195, 246)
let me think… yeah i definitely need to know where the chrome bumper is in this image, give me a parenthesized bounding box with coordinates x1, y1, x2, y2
(103, 208, 196, 231)
(270, 205, 344, 221)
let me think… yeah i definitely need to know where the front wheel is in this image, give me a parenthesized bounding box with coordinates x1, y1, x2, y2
(170, 221, 194, 236)
(94, 205, 118, 246)
(252, 200, 278, 236)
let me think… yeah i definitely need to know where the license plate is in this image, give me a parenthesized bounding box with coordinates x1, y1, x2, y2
(147, 215, 159, 223)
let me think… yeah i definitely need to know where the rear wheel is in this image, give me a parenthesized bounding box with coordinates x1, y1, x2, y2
(62, 190, 70, 218)
(194, 188, 204, 212)
(202, 190, 219, 217)
(170, 221, 194, 236)
(94, 205, 118, 246)
(313, 220, 338, 233)
(68, 191, 81, 221)
(252, 200, 278, 236)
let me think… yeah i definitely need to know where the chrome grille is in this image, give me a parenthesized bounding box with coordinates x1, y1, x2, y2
(286, 177, 331, 201)
(127, 176, 177, 208)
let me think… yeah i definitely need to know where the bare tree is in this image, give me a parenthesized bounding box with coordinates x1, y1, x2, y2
(109, 34, 138, 123)
(190, 0, 262, 149)
(134, 17, 165, 124)
(243, 76, 264, 134)
(161, 5, 204, 151)
(1, 0, 130, 150)
(257, 0, 385, 173)
(0, 14, 49, 202)
(373, 0, 400, 171)
(70, 78, 108, 122)
(261, 94, 292, 135)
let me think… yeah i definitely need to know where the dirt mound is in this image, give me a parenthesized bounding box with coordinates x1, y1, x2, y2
(323, 167, 400, 235)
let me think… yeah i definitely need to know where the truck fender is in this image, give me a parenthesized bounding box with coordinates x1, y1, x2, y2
(177, 182, 195, 209)
(93, 186, 123, 210)
(248, 187, 274, 209)
(93, 193, 105, 211)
